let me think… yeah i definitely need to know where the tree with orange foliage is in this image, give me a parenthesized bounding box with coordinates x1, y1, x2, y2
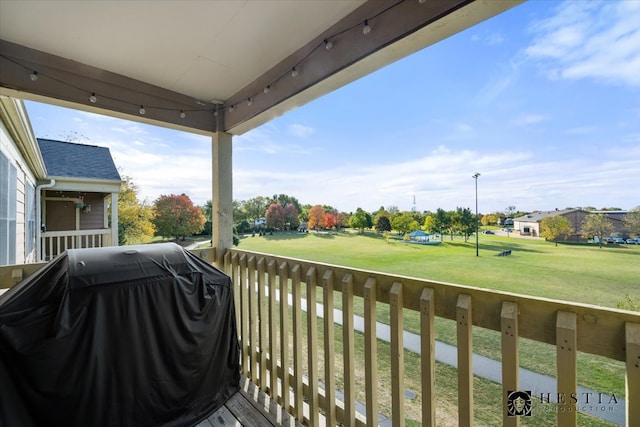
(308, 205, 325, 230)
(153, 194, 205, 240)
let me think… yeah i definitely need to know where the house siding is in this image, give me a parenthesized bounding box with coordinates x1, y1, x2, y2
(1, 119, 38, 266)
(79, 193, 106, 230)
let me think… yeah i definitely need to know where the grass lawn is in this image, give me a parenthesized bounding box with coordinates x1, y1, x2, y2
(237, 230, 639, 308)
(237, 230, 638, 424)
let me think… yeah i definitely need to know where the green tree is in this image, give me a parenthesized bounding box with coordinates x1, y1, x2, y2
(232, 200, 248, 222)
(581, 214, 615, 248)
(349, 208, 371, 234)
(200, 200, 213, 237)
(481, 214, 497, 226)
(453, 207, 474, 242)
(117, 175, 155, 245)
(375, 215, 392, 233)
(391, 212, 419, 235)
(153, 194, 205, 240)
(423, 214, 436, 233)
(433, 208, 451, 238)
(540, 215, 574, 246)
(243, 196, 270, 222)
(623, 206, 640, 237)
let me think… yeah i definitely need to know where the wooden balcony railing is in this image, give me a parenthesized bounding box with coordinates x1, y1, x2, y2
(219, 248, 640, 427)
(2, 246, 638, 426)
(40, 229, 113, 260)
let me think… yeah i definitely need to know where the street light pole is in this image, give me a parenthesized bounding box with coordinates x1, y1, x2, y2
(473, 172, 481, 257)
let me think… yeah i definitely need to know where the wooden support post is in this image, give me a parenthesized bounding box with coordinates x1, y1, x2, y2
(291, 265, 303, 421)
(306, 267, 319, 427)
(364, 278, 378, 427)
(279, 262, 290, 410)
(556, 311, 577, 427)
(390, 282, 405, 427)
(626, 322, 640, 427)
(342, 274, 356, 427)
(322, 270, 336, 425)
(420, 287, 435, 427)
(457, 294, 473, 427)
(501, 301, 520, 426)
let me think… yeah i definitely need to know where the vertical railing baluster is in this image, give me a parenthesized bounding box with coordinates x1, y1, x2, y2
(306, 267, 319, 426)
(364, 278, 378, 427)
(322, 270, 336, 424)
(457, 294, 473, 427)
(239, 254, 249, 376)
(556, 311, 577, 427)
(501, 301, 520, 427)
(626, 322, 640, 427)
(257, 258, 267, 389)
(231, 253, 240, 344)
(342, 274, 356, 427)
(390, 282, 405, 427)
(268, 260, 278, 399)
(279, 262, 290, 410)
(420, 288, 435, 427)
(291, 265, 304, 421)
(248, 256, 258, 384)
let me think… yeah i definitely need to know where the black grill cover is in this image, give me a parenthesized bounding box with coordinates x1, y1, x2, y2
(0, 243, 239, 427)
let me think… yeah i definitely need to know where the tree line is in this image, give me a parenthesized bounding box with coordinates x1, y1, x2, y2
(118, 175, 640, 247)
(117, 176, 205, 245)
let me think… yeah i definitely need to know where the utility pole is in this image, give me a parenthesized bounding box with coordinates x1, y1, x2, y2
(473, 172, 481, 257)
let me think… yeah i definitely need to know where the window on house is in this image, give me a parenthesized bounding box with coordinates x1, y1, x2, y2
(0, 151, 18, 265)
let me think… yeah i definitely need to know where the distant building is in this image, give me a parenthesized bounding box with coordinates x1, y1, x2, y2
(513, 209, 626, 242)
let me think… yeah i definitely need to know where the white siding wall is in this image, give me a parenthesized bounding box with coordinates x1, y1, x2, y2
(0, 119, 38, 265)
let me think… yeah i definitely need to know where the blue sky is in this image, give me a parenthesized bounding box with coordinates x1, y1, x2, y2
(25, 1, 640, 214)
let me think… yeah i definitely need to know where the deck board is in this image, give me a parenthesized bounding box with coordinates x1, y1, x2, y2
(194, 376, 302, 427)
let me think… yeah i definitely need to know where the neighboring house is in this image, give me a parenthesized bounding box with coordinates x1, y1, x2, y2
(514, 208, 625, 242)
(38, 138, 121, 260)
(0, 97, 121, 266)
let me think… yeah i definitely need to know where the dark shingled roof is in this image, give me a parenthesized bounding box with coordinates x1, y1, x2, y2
(37, 139, 121, 181)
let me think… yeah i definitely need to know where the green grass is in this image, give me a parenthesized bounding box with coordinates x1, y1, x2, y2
(238, 230, 639, 308)
(237, 230, 636, 424)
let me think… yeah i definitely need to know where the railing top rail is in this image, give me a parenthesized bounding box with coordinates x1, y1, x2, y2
(41, 229, 111, 237)
(228, 247, 640, 362)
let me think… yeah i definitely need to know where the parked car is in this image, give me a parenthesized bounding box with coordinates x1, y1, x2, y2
(603, 237, 614, 244)
(626, 238, 637, 244)
(614, 237, 625, 244)
(483, 230, 495, 234)
(501, 227, 513, 232)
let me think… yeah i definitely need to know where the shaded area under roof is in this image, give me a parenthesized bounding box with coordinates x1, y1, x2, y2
(37, 138, 121, 181)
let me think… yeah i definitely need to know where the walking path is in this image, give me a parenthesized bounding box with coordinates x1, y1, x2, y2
(292, 295, 625, 425)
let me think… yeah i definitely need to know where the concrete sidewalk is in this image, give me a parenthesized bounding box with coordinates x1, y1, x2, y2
(293, 295, 625, 425)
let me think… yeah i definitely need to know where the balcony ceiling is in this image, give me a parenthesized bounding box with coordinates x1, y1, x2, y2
(0, 0, 521, 135)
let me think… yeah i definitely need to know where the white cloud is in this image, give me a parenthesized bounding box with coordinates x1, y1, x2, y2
(233, 144, 640, 213)
(288, 123, 315, 138)
(512, 114, 548, 126)
(526, 1, 640, 86)
(470, 32, 505, 45)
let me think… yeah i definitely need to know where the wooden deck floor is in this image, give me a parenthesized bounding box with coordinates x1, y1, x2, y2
(194, 376, 304, 427)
